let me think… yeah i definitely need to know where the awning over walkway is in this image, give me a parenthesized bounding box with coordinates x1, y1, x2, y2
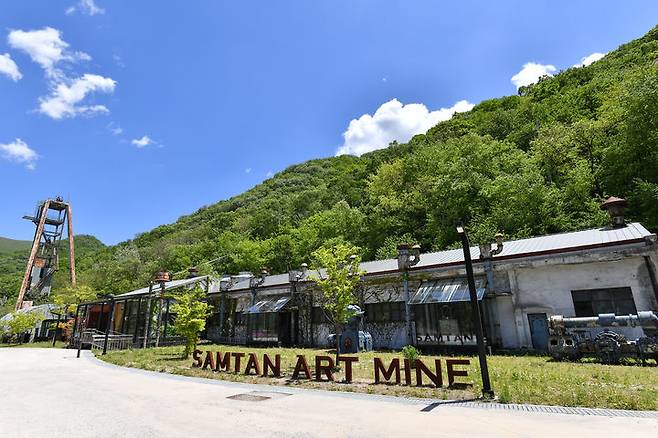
(244, 296, 292, 314)
(410, 277, 486, 304)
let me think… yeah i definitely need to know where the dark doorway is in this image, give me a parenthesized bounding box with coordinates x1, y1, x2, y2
(278, 313, 292, 347)
(528, 313, 549, 351)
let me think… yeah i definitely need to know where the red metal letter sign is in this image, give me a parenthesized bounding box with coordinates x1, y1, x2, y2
(192, 349, 202, 368)
(215, 351, 231, 372)
(292, 355, 312, 380)
(337, 356, 358, 383)
(446, 359, 470, 386)
(244, 353, 262, 376)
(262, 354, 281, 377)
(373, 358, 401, 384)
(314, 355, 335, 382)
(202, 351, 215, 370)
(414, 359, 443, 388)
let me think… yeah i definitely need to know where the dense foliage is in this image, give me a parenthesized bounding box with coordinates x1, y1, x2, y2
(2, 25, 658, 310)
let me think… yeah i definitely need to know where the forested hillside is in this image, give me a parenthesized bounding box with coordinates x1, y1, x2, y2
(2, 25, 658, 305)
(0, 237, 30, 254)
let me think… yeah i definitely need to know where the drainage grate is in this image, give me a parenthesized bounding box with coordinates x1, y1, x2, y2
(227, 391, 292, 402)
(227, 393, 271, 402)
(423, 401, 658, 419)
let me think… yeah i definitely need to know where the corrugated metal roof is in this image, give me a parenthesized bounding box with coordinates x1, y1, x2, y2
(121, 223, 655, 297)
(115, 276, 209, 298)
(360, 222, 654, 275)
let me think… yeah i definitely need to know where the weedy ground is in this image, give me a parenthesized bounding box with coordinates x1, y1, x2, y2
(99, 344, 658, 410)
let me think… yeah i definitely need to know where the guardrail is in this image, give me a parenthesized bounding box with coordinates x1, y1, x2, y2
(88, 331, 134, 352)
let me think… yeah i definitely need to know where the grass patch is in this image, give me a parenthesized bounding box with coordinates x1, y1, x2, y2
(0, 341, 67, 348)
(100, 344, 658, 410)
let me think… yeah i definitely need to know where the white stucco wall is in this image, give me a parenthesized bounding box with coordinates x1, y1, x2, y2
(506, 256, 657, 348)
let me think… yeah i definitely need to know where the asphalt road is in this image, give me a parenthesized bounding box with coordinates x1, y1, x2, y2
(0, 348, 656, 438)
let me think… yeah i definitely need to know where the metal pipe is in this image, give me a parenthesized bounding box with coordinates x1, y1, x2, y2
(70, 304, 81, 348)
(133, 297, 142, 345)
(102, 296, 115, 355)
(77, 304, 87, 358)
(143, 283, 154, 348)
(457, 226, 493, 398)
(402, 272, 413, 345)
(163, 299, 170, 344)
(52, 311, 62, 347)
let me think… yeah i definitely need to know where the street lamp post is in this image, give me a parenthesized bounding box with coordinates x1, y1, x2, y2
(397, 244, 421, 346)
(456, 226, 494, 398)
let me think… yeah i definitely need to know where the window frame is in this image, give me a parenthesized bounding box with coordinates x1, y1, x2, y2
(570, 287, 637, 317)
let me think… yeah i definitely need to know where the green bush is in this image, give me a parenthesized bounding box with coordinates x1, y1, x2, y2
(401, 345, 421, 365)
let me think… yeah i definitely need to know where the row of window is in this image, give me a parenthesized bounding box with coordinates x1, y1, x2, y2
(207, 287, 639, 324)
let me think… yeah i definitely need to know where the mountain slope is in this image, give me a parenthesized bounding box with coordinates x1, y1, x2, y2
(3, 24, 658, 301)
(0, 237, 31, 254)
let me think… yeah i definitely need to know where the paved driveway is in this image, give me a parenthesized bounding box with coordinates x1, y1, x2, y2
(0, 348, 656, 437)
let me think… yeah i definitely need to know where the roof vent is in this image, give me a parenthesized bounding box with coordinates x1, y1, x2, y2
(600, 196, 628, 228)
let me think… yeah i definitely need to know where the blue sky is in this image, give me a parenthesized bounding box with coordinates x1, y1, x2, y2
(1, 1, 657, 244)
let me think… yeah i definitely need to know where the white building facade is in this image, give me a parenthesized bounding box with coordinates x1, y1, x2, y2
(205, 222, 658, 352)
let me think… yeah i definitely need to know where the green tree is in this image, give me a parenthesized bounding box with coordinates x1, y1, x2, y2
(51, 284, 98, 315)
(311, 241, 364, 361)
(170, 286, 212, 359)
(5, 311, 42, 344)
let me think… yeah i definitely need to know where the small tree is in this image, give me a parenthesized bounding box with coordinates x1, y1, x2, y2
(52, 284, 98, 315)
(51, 284, 98, 340)
(6, 311, 42, 344)
(170, 286, 212, 359)
(312, 241, 365, 362)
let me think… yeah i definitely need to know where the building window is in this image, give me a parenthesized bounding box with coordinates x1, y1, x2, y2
(571, 287, 637, 317)
(365, 302, 405, 323)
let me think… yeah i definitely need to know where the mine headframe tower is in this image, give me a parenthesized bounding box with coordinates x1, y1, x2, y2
(15, 197, 76, 311)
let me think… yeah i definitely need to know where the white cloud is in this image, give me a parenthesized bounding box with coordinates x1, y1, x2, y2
(39, 73, 116, 119)
(266, 170, 274, 178)
(510, 62, 556, 89)
(0, 139, 38, 169)
(66, 0, 105, 16)
(573, 52, 606, 68)
(336, 99, 474, 156)
(245, 167, 252, 174)
(131, 135, 153, 148)
(8, 27, 90, 79)
(0, 53, 22, 81)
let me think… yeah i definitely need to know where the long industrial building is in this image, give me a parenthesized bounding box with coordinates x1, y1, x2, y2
(76, 202, 658, 353)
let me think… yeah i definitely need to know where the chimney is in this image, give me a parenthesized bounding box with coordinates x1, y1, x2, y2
(154, 271, 171, 283)
(600, 196, 628, 228)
